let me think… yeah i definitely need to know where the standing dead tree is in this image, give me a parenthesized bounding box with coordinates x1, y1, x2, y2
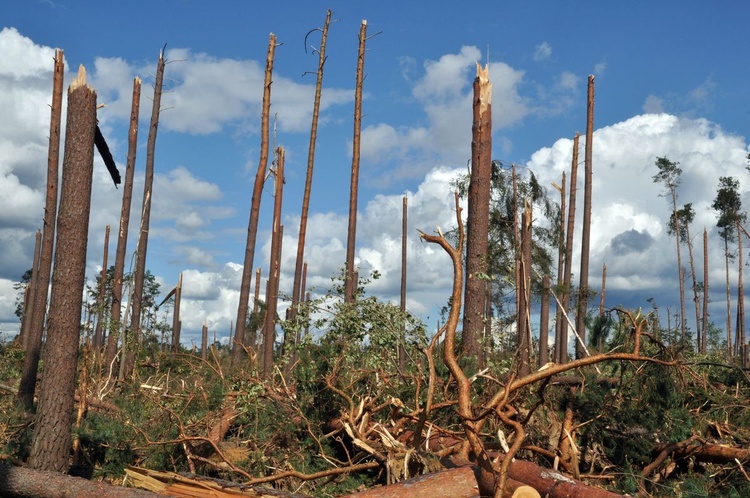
(575, 76, 595, 359)
(29, 66, 98, 473)
(18, 49, 64, 411)
(107, 76, 141, 367)
(462, 62, 493, 364)
(344, 20, 369, 303)
(19, 229, 42, 351)
(171, 273, 183, 352)
(92, 225, 110, 350)
(263, 147, 285, 379)
(128, 48, 166, 376)
(399, 196, 408, 373)
(233, 34, 277, 368)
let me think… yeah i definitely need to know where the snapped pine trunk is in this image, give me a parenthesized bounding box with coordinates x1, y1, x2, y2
(462, 62, 492, 363)
(30, 66, 97, 473)
(558, 134, 579, 364)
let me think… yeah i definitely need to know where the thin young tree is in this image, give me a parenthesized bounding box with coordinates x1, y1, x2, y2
(92, 225, 110, 350)
(19, 230, 42, 351)
(344, 20, 369, 303)
(575, 75, 595, 359)
(263, 147, 285, 379)
(653, 156, 686, 346)
(29, 66, 97, 472)
(233, 34, 276, 368)
(552, 172, 566, 362)
(702, 227, 709, 353)
(517, 203, 532, 376)
(107, 76, 141, 367)
(462, 62, 493, 364)
(399, 196, 408, 373)
(129, 49, 166, 375)
(539, 274, 550, 367)
(712, 176, 743, 356)
(18, 49, 64, 411)
(669, 204, 701, 349)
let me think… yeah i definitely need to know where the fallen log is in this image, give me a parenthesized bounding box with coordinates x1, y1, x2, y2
(341, 458, 624, 498)
(0, 463, 158, 498)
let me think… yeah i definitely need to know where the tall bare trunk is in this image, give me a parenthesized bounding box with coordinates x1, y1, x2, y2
(399, 196, 408, 373)
(685, 223, 701, 350)
(19, 229, 42, 351)
(462, 63, 493, 365)
(724, 237, 733, 355)
(559, 133, 579, 364)
(671, 192, 686, 346)
(345, 20, 369, 303)
(263, 148, 285, 379)
(107, 77, 141, 367)
(736, 219, 745, 358)
(575, 76, 594, 359)
(539, 274, 550, 367)
(129, 49, 165, 375)
(252, 267, 262, 351)
(233, 34, 276, 368)
(553, 173, 566, 363)
(201, 323, 208, 361)
(30, 66, 97, 472)
(702, 228, 709, 353)
(18, 50, 64, 411)
(517, 204, 532, 376)
(599, 263, 607, 317)
(290, 9, 331, 323)
(93, 225, 110, 350)
(171, 273, 182, 352)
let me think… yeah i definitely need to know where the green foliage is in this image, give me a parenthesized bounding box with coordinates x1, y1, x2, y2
(712, 176, 745, 243)
(12, 268, 32, 322)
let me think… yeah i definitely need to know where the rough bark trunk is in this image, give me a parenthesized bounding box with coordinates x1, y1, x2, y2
(462, 62, 493, 365)
(575, 76, 595, 359)
(345, 20, 368, 303)
(18, 49, 64, 411)
(263, 148, 285, 379)
(0, 463, 159, 498)
(29, 66, 97, 473)
(128, 50, 165, 376)
(559, 134, 579, 364)
(107, 77, 141, 368)
(233, 34, 276, 368)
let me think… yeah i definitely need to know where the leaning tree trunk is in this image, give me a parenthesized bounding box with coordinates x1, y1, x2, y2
(106, 76, 141, 368)
(17, 49, 64, 411)
(232, 34, 276, 368)
(19, 229, 42, 351)
(344, 20, 368, 303)
(558, 133, 579, 364)
(262, 148, 285, 379)
(289, 9, 331, 325)
(575, 77, 594, 359)
(462, 62, 493, 365)
(128, 50, 165, 376)
(29, 66, 97, 473)
(671, 192, 686, 347)
(684, 222, 701, 351)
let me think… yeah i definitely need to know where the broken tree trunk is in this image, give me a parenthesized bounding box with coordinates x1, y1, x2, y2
(558, 134, 579, 364)
(263, 147, 285, 379)
(462, 62, 493, 364)
(93, 224, 110, 350)
(171, 272, 183, 352)
(107, 76, 141, 368)
(0, 463, 159, 498)
(29, 65, 97, 473)
(233, 33, 276, 369)
(344, 20, 368, 303)
(17, 49, 64, 411)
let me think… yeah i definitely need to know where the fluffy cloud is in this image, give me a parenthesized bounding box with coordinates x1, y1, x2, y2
(533, 42, 552, 61)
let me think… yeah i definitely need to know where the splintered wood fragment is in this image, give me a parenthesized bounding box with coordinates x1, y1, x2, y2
(71, 64, 91, 90)
(475, 62, 492, 113)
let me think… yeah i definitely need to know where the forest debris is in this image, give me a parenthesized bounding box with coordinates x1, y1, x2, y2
(123, 466, 309, 497)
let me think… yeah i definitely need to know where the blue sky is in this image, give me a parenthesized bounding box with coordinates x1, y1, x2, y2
(2, 1, 750, 347)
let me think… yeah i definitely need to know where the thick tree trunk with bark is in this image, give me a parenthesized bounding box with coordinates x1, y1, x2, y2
(107, 77, 141, 367)
(18, 49, 64, 411)
(29, 66, 97, 473)
(233, 34, 276, 368)
(345, 20, 368, 303)
(462, 62, 493, 364)
(128, 50, 165, 376)
(575, 76, 595, 359)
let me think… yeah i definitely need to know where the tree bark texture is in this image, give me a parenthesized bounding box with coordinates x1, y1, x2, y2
(576, 76, 595, 359)
(0, 464, 159, 498)
(18, 49, 64, 410)
(93, 224, 110, 350)
(130, 50, 164, 357)
(30, 66, 97, 473)
(345, 20, 368, 303)
(233, 33, 276, 368)
(19, 229, 42, 351)
(107, 76, 141, 367)
(462, 62, 492, 363)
